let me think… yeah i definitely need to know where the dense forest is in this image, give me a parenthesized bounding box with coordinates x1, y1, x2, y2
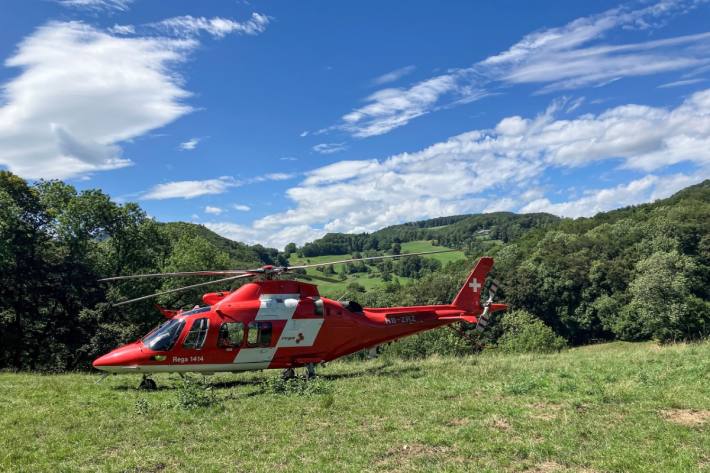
(298, 212, 560, 257)
(1, 170, 708, 370)
(0, 171, 283, 370)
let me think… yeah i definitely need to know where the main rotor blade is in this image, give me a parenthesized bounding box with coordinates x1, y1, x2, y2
(99, 270, 250, 282)
(111, 274, 253, 307)
(288, 249, 458, 270)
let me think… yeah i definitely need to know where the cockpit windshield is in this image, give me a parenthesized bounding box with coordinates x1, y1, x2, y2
(142, 318, 185, 352)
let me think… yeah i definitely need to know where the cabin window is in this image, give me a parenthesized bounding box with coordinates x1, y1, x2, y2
(247, 322, 272, 347)
(218, 322, 244, 348)
(142, 318, 184, 352)
(183, 318, 209, 350)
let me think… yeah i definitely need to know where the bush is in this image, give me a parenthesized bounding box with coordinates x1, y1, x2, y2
(496, 310, 567, 354)
(174, 376, 220, 410)
(262, 376, 331, 396)
(346, 282, 366, 293)
(380, 326, 473, 359)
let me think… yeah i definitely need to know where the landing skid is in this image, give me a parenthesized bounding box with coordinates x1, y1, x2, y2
(139, 375, 157, 390)
(281, 368, 296, 380)
(281, 363, 317, 380)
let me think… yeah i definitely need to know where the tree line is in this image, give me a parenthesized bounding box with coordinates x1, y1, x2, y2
(1, 170, 708, 370)
(340, 180, 709, 354)
(0, 171, 280, 370)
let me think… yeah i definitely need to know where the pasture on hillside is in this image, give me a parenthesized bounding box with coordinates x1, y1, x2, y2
(1, 341, 708, 472)
(287, 240, 466, 297)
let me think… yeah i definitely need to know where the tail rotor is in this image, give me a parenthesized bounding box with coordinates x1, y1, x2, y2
(476, 279, 500, 332)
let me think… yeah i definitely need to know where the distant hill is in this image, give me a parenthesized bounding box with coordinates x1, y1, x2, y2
(157, 222, 280, 267)
(295, 181, 709, 257)
(299, 212, 560, 257)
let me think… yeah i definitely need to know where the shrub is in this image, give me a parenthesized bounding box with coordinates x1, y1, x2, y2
(262, 376, 331, 396)
(174, 376, 220, 410)
(496, 310, 567, 354)
(380, 326, 473, 359)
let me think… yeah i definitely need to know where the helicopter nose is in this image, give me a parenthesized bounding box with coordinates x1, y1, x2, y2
(93, 343, 145, 373)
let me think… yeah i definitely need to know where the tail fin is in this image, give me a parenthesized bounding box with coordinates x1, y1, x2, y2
(452, 257, 494, 313)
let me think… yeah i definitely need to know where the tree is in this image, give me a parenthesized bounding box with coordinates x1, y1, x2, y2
(616, 251, 709, 342)
(284, 242, 297, 257)
(496, 310, 567, 353)
(157, 235, 232, 309)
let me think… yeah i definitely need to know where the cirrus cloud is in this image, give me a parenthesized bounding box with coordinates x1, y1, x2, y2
(334, 0, 710, 138)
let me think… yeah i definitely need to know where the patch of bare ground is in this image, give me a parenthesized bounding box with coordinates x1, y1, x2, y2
(525, 461, 563, 472)
(376, 443, 458, 470)
(527, 402, 562, 421)
(660, 409, 710, 426)
(445, 417, 470, 427)
(524, 461, 600, 473)
(486, 414, 511, 431)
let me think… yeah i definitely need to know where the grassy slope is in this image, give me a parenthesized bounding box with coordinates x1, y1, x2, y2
(1, 342, 708, 472)
(400, 240, 466, 265)
(288, 240, 466, 297)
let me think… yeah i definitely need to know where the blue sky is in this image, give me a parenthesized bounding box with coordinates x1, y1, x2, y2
(1, 0, 709, 248)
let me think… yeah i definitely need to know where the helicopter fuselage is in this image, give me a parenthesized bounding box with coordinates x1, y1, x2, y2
(93, 258, 506, 374)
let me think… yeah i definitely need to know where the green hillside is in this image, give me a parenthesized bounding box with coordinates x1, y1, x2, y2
(158, 222, 268, 266)
(1, 341, 707, 472)
(288, 239, 466, 297)
(1, 171, 708, 372)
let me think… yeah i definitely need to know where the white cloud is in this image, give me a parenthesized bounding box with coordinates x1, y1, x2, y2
(143, 177, 238, 200)
(204, 222, 324, 251)
(109, 24, 135, 35)
(207, 89, 710, 248)
(658, 78, 706, 88)
(152, 13, 270, 39)
(332, 0, 710, 137)
(280, 156, 298, 161)
(233, 204, 251, 211)
(179, 138, 200, 150)
(566, 97, 585, 113)
(372, 65, 416, 85)
(0, 22, 196, 180)
(313, 142, 347, 154)
(141, 173, 294, 200)
(256, 172, 295, 182)
(520, 173, 702, 218)
(204, 206, 224, 215)
(340, 74, 481, 138)
(57, 0, 134, 11)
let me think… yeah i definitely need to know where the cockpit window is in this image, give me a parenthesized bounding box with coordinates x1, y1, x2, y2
(142, 318, 185, 352)
(183, 318, 209, 350)
(181, 306, 211, 316)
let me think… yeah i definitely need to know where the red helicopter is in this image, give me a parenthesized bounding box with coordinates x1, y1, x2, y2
(94, 252, 506, 389)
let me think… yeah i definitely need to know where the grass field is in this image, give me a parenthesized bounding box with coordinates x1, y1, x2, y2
(288, 240, 466, 297)
(1, 341, 708, 472)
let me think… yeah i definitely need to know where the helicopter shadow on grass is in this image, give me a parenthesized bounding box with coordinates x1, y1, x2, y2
(318, 362, 422, 381)
(209, 363, 422, 390)
(107, 363, 422, 393)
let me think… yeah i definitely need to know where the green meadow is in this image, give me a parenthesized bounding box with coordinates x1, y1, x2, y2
(287, 239, 466, 297)
(1, 341, 708, 472)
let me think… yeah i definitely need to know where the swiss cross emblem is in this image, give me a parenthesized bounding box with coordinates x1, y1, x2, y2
(295, 333, 304, 344)
(469, 278, 481, 292)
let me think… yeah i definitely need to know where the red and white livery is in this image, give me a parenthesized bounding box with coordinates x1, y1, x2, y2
(94, 256, 506, 386)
